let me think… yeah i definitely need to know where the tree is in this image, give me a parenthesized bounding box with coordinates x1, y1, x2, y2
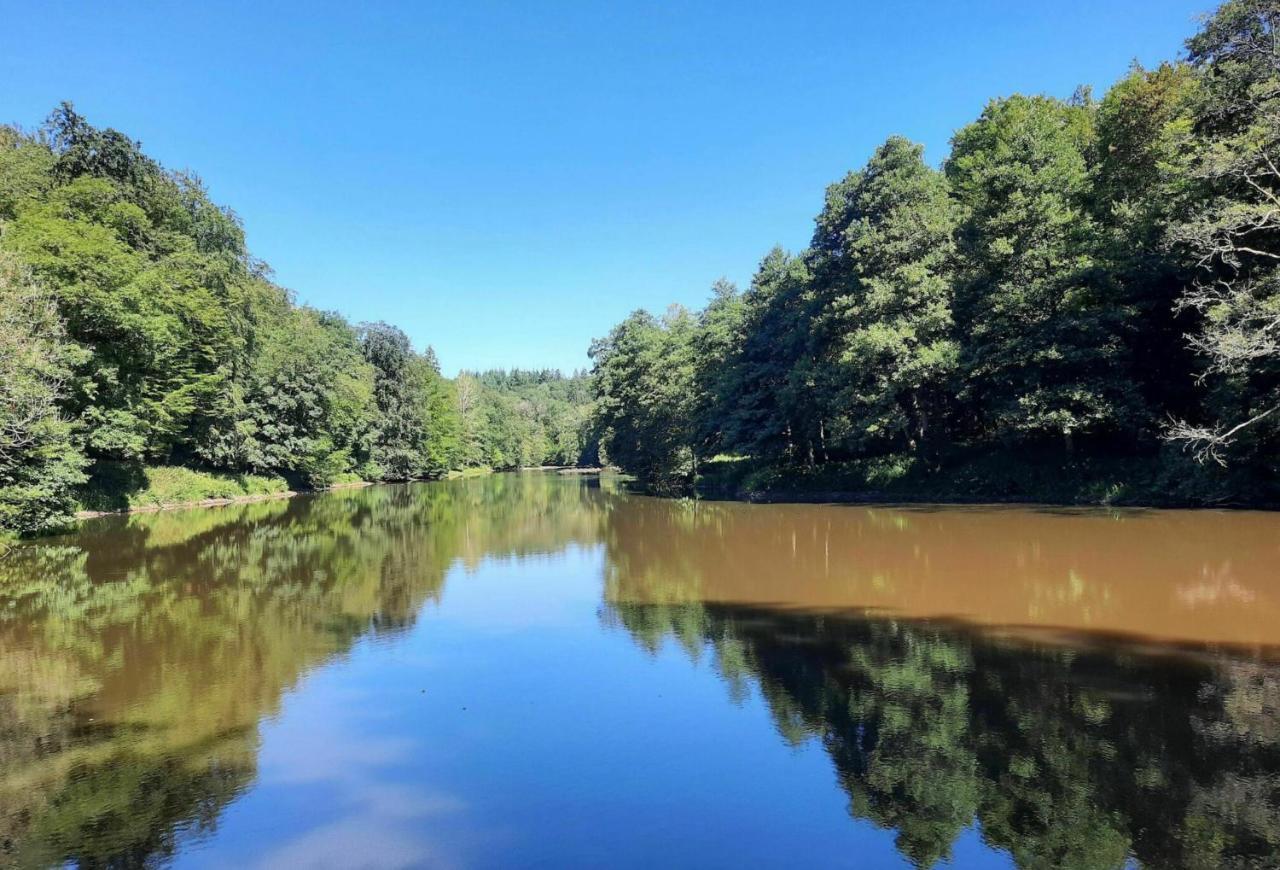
(719, 248, 815, 463)
(454, 372, 488, 467)
(0, 125, 54, 221)
(422, 372, 463, 475)
(947, 93, 1139, 450)
(3, 105, 256, 464)
(359, 322, 452, 480)
(202, 302, 377, 488)
(691, 278, 747, 457)
(43, 101, 158, 189)
(807, 136, 960, 456)
(0, 102, 615, 534)
(464, 369, 596, 468)
(0, 252, 88, 535)
(591, 306, 700, 489)
(1094, 62, 1203, 428)
(1166, 0, 1280, 466)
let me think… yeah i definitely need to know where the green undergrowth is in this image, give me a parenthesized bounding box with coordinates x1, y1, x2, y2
(76, 463, 291, 513)
(447, 466, 495, 479)
(695, 448, 1275, 508)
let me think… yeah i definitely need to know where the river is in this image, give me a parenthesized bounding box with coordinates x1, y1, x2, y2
(1, 472, 1277, 868)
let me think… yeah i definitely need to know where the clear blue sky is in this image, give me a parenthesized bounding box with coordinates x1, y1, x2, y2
(2, 0, 1209, 375)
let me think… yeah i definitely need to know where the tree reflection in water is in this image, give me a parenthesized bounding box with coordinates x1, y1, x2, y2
(605, 602, 1280, 868)
(599, 495, 1280, 869)
(0, 474, 603, 867)
(0, 475, 1277, 868)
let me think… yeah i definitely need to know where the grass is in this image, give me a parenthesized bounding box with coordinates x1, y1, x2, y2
(447, 466, 495, 479)
(77, 463, 291, 513)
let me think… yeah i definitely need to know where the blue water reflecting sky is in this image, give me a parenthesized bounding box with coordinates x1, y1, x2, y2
(176, 546, 1013, 868)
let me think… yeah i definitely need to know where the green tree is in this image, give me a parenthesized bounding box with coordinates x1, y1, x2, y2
(203, 302, 376, 487)
(0, 252, 88, 535)
(468, 369, 597, 467)
(422, 366, 463, 475)
(1094, 62, 1203, 427)
(947, 94, 1139, 450)
(591, 306, 700, 489)
(0, 125, 54, 220)
(2, 106, 255, 463)
(691, 278, 747, 458)
(359, 321, 456, 480)
(453, 372, 488, 467)
(1166, 0, 1280, 468)
(807, 136, 960, 456)
(718, 248, 815, 463)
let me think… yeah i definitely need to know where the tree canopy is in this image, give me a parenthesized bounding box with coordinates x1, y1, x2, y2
(590, 0, 1280, 502)
(0, 105, 595, 534)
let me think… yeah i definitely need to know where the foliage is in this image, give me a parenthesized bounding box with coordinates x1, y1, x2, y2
(947, 93, 1138, 445)
(359, 322, 458, 480)
(455, 368, 597, 470)
(76, 462, 289, 512)
(0, 104, 591, 533)
(591, 307, 700, 489)
(808, 135, 959, 455)
(3, 104, 254, 464)
(0, 252, 87, 534)
(590, 1, 1280, 504)
(4, 0, 1280, 526)
(1165, 0, 1280, 469)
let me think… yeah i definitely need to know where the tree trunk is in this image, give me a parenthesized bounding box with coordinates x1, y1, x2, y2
(913, 392, 928, 446)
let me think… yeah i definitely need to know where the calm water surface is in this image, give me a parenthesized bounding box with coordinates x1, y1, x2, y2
(2, 473, 1279, 868)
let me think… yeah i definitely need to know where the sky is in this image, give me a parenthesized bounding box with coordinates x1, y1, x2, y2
(2, 0, 1211, 375)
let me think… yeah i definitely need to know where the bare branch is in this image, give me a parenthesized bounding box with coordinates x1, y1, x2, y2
(1167, 405, 1280, 465)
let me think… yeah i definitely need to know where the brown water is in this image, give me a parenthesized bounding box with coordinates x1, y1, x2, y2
(1, 473, 1278, 868)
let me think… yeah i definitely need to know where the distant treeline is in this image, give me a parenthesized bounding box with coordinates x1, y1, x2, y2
(591, 0, 1280, 503)
(456, 367, 598, 470)
(0, 107, 594, 535)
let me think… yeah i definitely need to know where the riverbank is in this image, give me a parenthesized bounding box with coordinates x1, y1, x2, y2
(74, 489, 300, 519)
(75, 464, 293, 516)
(57, 451, 1267, 527)
(68, 464, 601, 522)
(71, 464, 379, 519)
(693, 450, 1279, 510)
(447, 466, 496, 479)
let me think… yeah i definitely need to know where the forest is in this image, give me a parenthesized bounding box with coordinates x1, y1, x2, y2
(0, 103, 596, 535)
(591, 0, 1280, 504)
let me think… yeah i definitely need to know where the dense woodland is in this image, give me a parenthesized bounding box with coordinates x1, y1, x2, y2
(592, 0, 1280, 503)
(0, 109, 595, 534)
(456, 368, 598, 471)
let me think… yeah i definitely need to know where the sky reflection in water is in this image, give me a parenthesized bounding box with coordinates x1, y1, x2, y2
(1, 474, 1277, 868)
